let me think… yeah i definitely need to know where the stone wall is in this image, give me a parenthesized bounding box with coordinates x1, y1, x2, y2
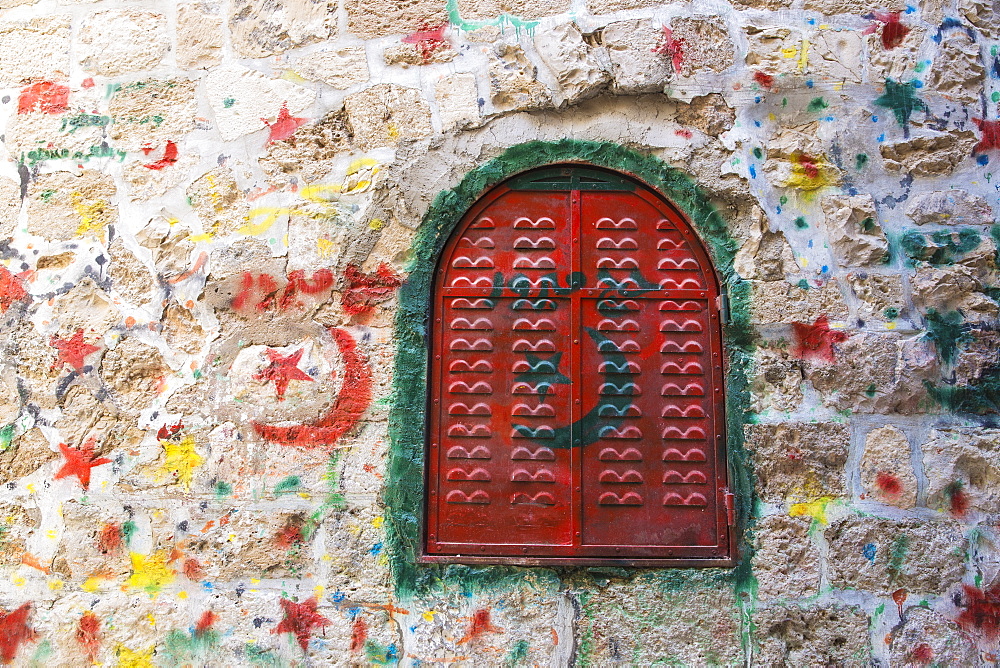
(0, 0, 998, 664)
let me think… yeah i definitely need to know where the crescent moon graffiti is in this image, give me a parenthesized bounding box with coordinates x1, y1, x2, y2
(252, 327, 373, 448)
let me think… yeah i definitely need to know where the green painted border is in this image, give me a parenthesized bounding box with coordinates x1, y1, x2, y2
(386, 140, 756, 608)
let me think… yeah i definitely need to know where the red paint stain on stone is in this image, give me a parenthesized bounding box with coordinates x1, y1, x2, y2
(97, 522, 122, 554)
(263, 102, 308, 144)
(255, 348, 313, 401)
(157, 421, 183, 440)
(653, 27, 686, 74)
(183, 558, 206, 580)
(753, 71, 774, 89)
(54, 437, 112, 490)
(350, 618, 368, 652)
(50, 328, 101, 371)
(909, 643, 933, 664)
(675, 128, 693, 139)
(945, 481, 969, 518)
(279, 269, 334, 310)
(956, 583, 1000, 642)
(275, 516, 305, 549)
(891, 588, 907, 617)
(76, 611, 100, 662)
(791, 315, 849, 363)
(273, 597, 331, 652)
(253, 327, 373, 448)
(0, 267, 28, 313)
(863, 11, 910, 49)
(143, 140, 178, 170)
(18, 81, 70, 115)
(973, 118, 1000, 154)
(876, 471, 903, 497)
(402, 23, 449, 63)
(459, 609, 502, 644)
(195, 611, 217, 637)
(0, 603, 36, 664)
(231, 269, 333, 313)
(342, 263, 402, 318)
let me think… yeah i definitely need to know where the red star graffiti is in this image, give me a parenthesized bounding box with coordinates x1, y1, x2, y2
(254, 348, 313, 400)
(791, 315, 849, 363)
(0, 267, 28, 312)
(273, 597, 331, 652)
(973, 118, 1000, 154)
(263, 102, 308, 144)
(50, 329, 100, 372)
(0, 603, 37, 664)
(54, 438, 112, 490)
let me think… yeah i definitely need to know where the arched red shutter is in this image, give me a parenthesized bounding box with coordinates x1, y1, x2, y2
(425, 166, 732, 565)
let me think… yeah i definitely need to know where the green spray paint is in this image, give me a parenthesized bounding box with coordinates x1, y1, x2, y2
(446, 0, 538, 33)
(244, 643, 284, 667)
(122, 520, 138, 547)
(874, 79, 927, 131)
(163, 625, 220, 664)
(274, 475, 301, 495)
(794, 216, 808, 229)
(855, 154, 869, 170)
(887, 534, 909, 585)
(900, 228, 981, 265)
(924, 371, 1000, 414)
(807, 97, 829, 112)
(922, 309, 968, 366)
(386, 139, 756, 649)
(504, 639, 530, 667)
(0, 423, 14, 451)
(214, 480, 232, 498)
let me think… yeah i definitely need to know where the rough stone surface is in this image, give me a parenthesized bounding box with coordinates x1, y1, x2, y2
(602, 19, 673, 94)
(26, 171, 117, 242)
(888, 607, 979, 666)
(294, 47, 370, 89)
(753, 514, 820, 599)
(744, 422, 850, 503)
(534, 22, 610, 105)
(229, 0, 334, 58)
(927, 30, 986, 106)
(668, 16, 735, 77)
(0, 17, 71, 86)
(754, 604, 871, 667)
(109, 80, 198, 153)
(922, 428, 1000, 516)
(434, 73, 481, 130)
(344, 0, 447, 39)
(880, 131, 978, 178)
(204, 63, 316, 141)
(458, 0, 570, 19)
(750, 279, 850, 324)
(487, 43, 553, 111)
(77, 11, 169, 76)
(344, 84, 433, 150)
(905, 189, 994, 226)
(176, 3, 225, 69)
(825, 515, 967, 595)
(860, 425, 917, 508)
(911, 265, 999, 322)
(847, 272, 904, 322)
(821, 194, 889, 267)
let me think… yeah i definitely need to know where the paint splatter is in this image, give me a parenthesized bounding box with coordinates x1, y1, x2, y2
(864, 11, 910, 50)
(908, 643, 933, 664)
(253, 328, 373, 448)
(164, 611, 219, 663)
(183, 558, 205, 580)
(160, 435, 203, 488)
(263, 102, 308, 144)
(232, 269, 334, 313)
(17, 81, 70, 115)
(887, 534, 909, 585)
(275, 515, 305, 549)
(922, 309, 968, 366)
(459, 609, 502, 643)
(0, 603, 36, 664)
(341, 263, 403, 317)
(791, 315, 849, 363)
(875, 471, 903, 498)
(788, 497, 834, 525)
(76, 611, 100, 663)
(0, 268, 28, 312)
(402, 23, 449, 63)
(973, 118, 1000, 154)
(944, 480, 969, 517)
(54, 438, 112, 490)
(115, 644, 155, 668)
(807, 97, 828, 112)
(874, 79, 926, 134)
(784, 152, 838, 190)
(891, 588, 907, 617)
(272, 597, 330, 652)
(653, 27, 685, 74)
(127, 551, 176, 596)
(350, 618, 368, 652)
(157, 421, 183, 440)
(255, 348, 313, 400)
(753, 71, 774, 89)
(98, 523, 123, 554)
(956, 583, 1000, 642)
(504, 639, 530, 667)
(143, 140, 178, 170)
(50, 329, 100, 371)
(863, 542, 877, 562)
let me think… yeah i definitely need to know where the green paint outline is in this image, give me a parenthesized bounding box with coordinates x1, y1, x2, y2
(446, 0, 540, 33)
(386, 139, 757, 641)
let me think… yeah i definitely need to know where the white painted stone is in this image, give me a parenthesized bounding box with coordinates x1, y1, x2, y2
(204, 63, 317, 141)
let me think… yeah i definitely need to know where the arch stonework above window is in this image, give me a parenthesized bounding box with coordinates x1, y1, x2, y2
(423, 164, 734, 566)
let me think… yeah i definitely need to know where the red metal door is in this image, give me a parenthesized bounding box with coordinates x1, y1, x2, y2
(425, 166, 731, 566)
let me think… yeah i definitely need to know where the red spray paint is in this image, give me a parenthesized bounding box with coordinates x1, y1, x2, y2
(350, 618, 368, 652)
(272, 597, 331, 652)
(863, 11, 910, 50)
(956, 583, 1000, 642)
(0, 603, 37, 664)
(18, 81, 69, 115)
(97, 523, 122, 554)
(50, 329, 101, 371)
(144, 140, 179, 170)
(54, 438, 112, 490)
(402, 23, 449, 63)
(973, 118, 1000, 154)
(875, 471, 903, 498)
(791, 315, 849, 363)
(263, 102, 308, 144)
(0, 268, 28, 312)
(341, 263, 402, 317)
(76, 611, 100, 662)
(195, 611, 217, 637)
(459, 609, 501, 644)
(253, 328, 373, 448)
(254, 348, 313, 401)
(653, 27, 685, 74)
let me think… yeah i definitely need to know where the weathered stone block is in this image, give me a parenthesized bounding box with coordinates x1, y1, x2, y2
(294, 47, 370, 89)
(922, 428, 1000, 516)
(186, 166, 251, 238)
(803, 0, 903, 13)
(434, 73, 481, 130)
(458, 0, 570, 19)
(888, 606, 979, 666)
(824, 515, 966, 595)
(743, 422, 849, 503)
(754, 604, 871, 666)
(880, 131, 977, 178)
(906, 189, 994, 227)
(927, 30, 985, 105)
(587, 0, 673, 11)
(749, 280, 850, 324)
(176, 3, 224, 69)
(602, 19, 673, 94)
(78, 11, 168, 76)
(344, 0, 446, 39)
(846, 272, 904, 322)
(911, 266, 998, 322)
(487, 43, 553, 111)
(860, 426, 916, 508)
(259, 109, 353, 185)
(673, 93, 736, 137)
(108, 80, 198, 153)
(204, 63, 316, 141)
(752, 514, 821, 599)
(821, 194, 888, 267)
(866, 26, 925, 83)
(809, 29, 862, 82)
(26, 171, 117, 242)
(0, 502, 40, 567)
(745, 27, 806, 77)
(229, 0, 334, 58)
(534, 22, 609, 105)
(0, 17, 71, 86)
(668, 16, 735, 77)
(344, 84, 433, 150)
(750, 345, 805, 414)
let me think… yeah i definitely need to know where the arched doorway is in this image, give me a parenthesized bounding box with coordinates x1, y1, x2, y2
(424, 165, 733, 566)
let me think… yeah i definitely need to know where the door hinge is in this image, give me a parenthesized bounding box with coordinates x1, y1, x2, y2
(722, 488, 736, 527)
(716, 292, 731, 326)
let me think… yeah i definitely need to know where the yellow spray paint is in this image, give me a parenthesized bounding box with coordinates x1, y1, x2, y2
(115, 644, 156, 668)
(73, 193, 111, 239)
(160, 435, 202, 489)
(127, 550, 176, 596)
(789, 496, 835, 525)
